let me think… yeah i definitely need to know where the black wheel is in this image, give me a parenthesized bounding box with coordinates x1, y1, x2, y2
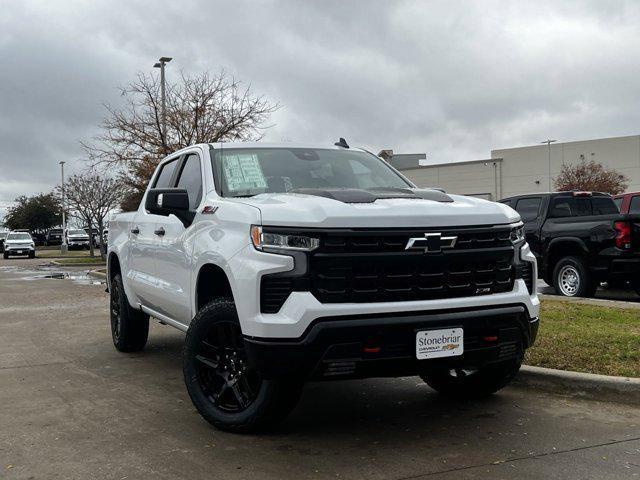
(552, 256, 596, 297)
(109, 273, 149, 352)
(3, 252, 8, 259)
(183, 299, 302, 433)
(420, 357, 522, 399)
(29, 251, 35, 259)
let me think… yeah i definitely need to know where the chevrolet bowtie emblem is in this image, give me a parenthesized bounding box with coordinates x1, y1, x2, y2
(405, 233, 458, 253)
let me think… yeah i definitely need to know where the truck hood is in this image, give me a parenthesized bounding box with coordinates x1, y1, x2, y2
(230, 192, 519, 228)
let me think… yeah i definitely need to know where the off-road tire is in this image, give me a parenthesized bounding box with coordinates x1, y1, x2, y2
(420, 357, 522, 399)
(28, 251, 35, 259)
(109, 273, 149, 352)
(183, 299, 302, 433)
(552, 256, 597, 297)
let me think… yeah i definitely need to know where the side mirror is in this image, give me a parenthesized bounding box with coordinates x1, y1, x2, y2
(145, 188, 194, 226)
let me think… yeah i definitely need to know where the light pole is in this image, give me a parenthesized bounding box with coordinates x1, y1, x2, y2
(153, 56, 172, 146)
(541, 139, 556, 191)
(59, 161, 67, 254)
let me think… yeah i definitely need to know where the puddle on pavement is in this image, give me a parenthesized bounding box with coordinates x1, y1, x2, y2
(0, 265, 106, 285)
(29, 272, 105, 285)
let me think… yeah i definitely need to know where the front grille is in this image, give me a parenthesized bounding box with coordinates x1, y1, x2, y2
(259, 226, 517, 312)
(311, 227, 515, 304)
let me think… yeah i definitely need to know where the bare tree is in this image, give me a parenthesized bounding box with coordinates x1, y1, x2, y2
(554, 160, 629, 195)
(58, 172, 125, 258)
(83, 70, 279, 209)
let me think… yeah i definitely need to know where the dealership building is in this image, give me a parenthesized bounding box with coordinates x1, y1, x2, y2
(384, 134, 640, 201)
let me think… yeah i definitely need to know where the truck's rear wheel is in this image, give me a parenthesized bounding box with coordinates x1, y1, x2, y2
(552, 256, 597, 297)
(183, 299, 301, 433)
(109, 273, 149, 352)
(420, 357, 522, 399)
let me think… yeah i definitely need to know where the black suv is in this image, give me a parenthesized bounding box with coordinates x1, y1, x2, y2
(501, 192, 640, 297)
(45, 228, 63, 246)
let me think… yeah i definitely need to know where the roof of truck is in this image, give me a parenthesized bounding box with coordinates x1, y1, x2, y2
(207, 142, 364, 151)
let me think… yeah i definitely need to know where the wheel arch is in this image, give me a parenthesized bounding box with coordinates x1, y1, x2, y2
(545, 238, 588, 275)
(194, 263, 235, 313)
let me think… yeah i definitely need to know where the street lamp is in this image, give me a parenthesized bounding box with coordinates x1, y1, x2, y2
(153, 56, 172, 144)
(541, 139, 557, 191)
(59, 161, 67, 254)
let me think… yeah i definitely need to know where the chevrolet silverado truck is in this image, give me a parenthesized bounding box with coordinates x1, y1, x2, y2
(107, 142, 539, 432)
(501, 191, 640, 297)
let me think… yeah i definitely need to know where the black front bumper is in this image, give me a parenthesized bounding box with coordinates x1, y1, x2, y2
(244, 304, 538, 381)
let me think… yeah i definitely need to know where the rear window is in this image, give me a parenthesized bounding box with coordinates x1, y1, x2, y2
(514, 197, 541, 222)
(549, 197, 592, 217)
(591, 197, 619, 215)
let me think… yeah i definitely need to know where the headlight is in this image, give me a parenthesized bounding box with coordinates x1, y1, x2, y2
(250, 226, 320, 252)
(510, 225, 525, 244)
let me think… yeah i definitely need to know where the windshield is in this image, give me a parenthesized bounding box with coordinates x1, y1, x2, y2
(8, 233, 32, 241)
(0, 233, 7, 240)
(211, 148, 411, 197)
(68, 229, 87, 236)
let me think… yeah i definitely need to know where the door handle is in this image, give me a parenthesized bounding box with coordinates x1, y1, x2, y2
(131, 227, 140, 234)
(154, 227, 165, 236)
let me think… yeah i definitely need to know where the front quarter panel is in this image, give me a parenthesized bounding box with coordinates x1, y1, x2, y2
(190, 197, 263, 320)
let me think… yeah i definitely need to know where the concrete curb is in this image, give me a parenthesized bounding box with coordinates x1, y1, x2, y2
(516, 365, 640, 405)
(539, 293, 640, 310)
(88, 269, 107, 278)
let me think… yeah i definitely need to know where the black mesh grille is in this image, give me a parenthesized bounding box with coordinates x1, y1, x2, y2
(260, 226, 517, 312)
(310, 248, 515, 303)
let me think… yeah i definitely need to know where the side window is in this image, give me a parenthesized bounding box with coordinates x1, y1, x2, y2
(515, 197, 541, 222)
(629, 196, 640, 214)
(154, 159, 179, 188)
(613, 197, 623, 212)
(591, 197, 619, 215)
(176, 154, 203, 210)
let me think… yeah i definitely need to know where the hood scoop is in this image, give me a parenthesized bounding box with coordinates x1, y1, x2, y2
(288, 188, 453, 204)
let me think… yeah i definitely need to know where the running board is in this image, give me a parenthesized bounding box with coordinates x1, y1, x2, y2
(139, 305, 188, 332)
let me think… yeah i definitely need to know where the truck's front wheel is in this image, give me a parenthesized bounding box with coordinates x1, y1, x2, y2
(109, 273, 149, 352)
(183, 299, 302, 433)
(420, 357, 522, 399)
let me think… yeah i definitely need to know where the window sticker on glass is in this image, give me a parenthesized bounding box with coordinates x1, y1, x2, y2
(222, 154, 267, 192)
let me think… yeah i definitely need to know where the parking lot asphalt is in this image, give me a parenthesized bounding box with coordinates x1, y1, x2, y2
(1, 257, 639, 480)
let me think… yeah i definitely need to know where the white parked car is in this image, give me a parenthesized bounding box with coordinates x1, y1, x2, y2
(65, 228, 90, 249)
(3, 231, 35, 259)
(107, 142, 539, 432)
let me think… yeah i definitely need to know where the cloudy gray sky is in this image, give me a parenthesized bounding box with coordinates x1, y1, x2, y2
(2, 0, 640, 207)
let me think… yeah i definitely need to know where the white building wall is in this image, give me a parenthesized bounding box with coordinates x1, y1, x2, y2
(402, 160, 501, 200)
(492, 135, 640, 198)
(401, 134, 640, 201)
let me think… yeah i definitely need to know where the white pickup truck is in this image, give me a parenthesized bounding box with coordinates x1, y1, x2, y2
(107, 141, 539, 432)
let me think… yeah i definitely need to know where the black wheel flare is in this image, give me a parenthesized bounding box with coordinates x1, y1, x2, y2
(194, 321, 261, 413)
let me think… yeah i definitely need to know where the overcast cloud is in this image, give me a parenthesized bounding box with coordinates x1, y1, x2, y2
(2, 0, 640, 205)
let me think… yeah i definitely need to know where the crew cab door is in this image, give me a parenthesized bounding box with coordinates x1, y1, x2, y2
(153, 153, 203, 323)
(130, 156, 180, 307)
